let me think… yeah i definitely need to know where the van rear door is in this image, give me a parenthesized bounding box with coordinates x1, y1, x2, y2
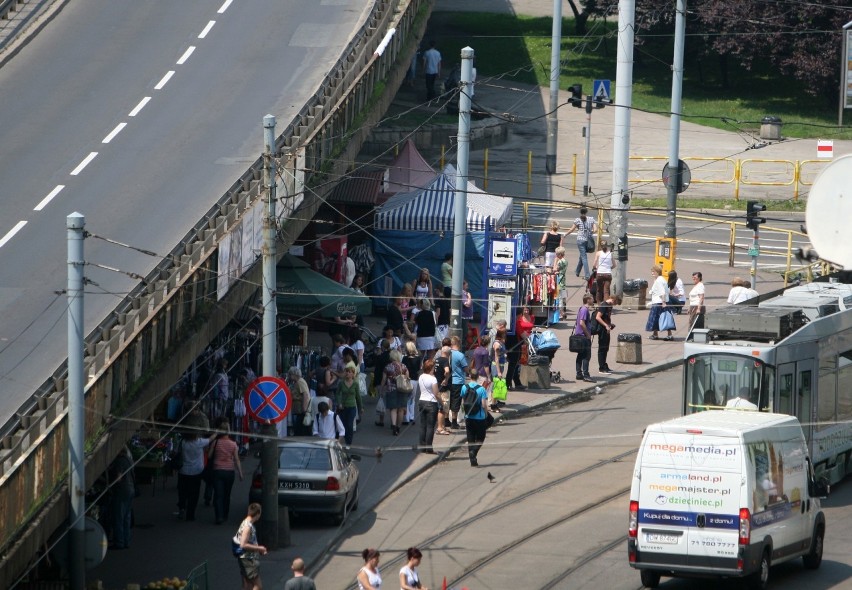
(637, 431, 742, 569)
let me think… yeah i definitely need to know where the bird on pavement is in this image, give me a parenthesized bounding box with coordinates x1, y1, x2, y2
(487, 472, 496, 483)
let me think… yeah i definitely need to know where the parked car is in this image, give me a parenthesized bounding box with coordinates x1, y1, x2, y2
(249, 437, 360, 525)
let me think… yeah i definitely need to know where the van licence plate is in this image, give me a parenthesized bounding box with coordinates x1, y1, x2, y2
(646, 533, 679, 544)
(279, 481, 311, 490)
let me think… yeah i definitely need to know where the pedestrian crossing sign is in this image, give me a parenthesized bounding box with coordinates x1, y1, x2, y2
(593, 79, 611, 103)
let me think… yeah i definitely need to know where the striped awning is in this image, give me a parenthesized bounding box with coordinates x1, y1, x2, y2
(374, 166, 512, 232)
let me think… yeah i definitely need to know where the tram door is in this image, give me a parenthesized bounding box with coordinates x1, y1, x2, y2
(778, 361, 814, 446)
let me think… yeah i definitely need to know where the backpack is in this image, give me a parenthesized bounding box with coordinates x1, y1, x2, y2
(588, 307, 602, 336)
(461, 382, 484, 416)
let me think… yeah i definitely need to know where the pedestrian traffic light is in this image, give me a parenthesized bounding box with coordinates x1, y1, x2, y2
(746, 201, 766, 230)
(569, 84, 583, 108)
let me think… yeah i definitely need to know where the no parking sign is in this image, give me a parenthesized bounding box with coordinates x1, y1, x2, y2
(244, 376, 291, 423)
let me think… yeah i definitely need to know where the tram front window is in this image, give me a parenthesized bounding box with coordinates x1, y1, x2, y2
(684, 354, 773, 414)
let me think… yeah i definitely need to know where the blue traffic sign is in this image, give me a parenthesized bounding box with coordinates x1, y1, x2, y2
(244, 376, 291, 424)
(592, 79, 611, 103)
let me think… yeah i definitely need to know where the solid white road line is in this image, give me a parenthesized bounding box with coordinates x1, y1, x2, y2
(217, 0, 232, 13)
(177, 46, 196, 65)
(102, 122, 127, 144)
(154, 70, 175, 90)
(129, 96, 151, 117)
(0, 221, 27, 248)
(34, 185, 65, 211)
(198, 21, 215, 39)
(70, 152, 98, 176)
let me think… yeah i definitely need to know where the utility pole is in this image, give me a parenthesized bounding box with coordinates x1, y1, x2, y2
(610, 0, 636, 299)
(451, 47, 474, 341)
(545, 0, 562, 174)
(663, 0, 687, 248)
(67, 212, 85, 590)
(260, 114, 284, 548)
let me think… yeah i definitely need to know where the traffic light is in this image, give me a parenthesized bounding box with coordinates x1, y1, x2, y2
(569, 84, 583, 108)
(746, 201, 766, 230)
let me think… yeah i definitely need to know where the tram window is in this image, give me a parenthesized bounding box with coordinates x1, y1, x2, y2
(837, 351, 852, 421)
(778, 374, 793, 414)
(818, 357, 837, 428)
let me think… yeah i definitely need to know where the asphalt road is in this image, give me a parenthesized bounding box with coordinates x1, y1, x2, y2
(0, 0, 371, 420)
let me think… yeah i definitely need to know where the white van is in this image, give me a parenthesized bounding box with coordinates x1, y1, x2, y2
(627, 411, 828, 589)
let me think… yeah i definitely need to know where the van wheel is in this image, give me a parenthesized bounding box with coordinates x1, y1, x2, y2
(748, 549, 770, 590)
(640, 570, 660, 588)
(803, 524, 824, 569)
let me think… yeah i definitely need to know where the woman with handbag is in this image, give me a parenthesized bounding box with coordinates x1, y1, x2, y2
(572, 294, 595, 382)
(592, 239, 616, 304)
(402, 341, 423, 426)
(381, 350, 410, 436)
(646, 265, 673, 340)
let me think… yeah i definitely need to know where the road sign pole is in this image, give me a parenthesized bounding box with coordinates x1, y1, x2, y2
(750, 227, 760, 290)
(545, 0, 562, 174)
(664, 0, 687, 246)
(583, 96, 593, 197)
(261, 115, 285, 548)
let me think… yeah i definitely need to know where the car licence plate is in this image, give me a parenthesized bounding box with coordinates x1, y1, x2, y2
(279, 481, 311, 490)
(646, 533, 679, 544)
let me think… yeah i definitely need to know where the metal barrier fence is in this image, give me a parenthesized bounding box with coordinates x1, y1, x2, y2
(627, 156, 827, 201)
(0, 0, 431, 584)
(185, 561, 209, 590)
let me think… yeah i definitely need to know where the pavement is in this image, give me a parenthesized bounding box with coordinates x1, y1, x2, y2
(86, 1, 832, 588)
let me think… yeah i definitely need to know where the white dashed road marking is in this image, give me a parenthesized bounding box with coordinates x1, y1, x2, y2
(0, 221, 27, 248)
(129, 97, 151, 117)
(177, 46, 196, 65)
(34, 185, 65, 211)
(70, 152, 98, 176)
(217, 0, 233, 13)
(154, 70, 175, 90)
(102, 122, 127, 144)
(198, 21, 215, 39)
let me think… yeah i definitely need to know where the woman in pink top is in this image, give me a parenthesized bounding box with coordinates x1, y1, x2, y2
(209, 418, 244, 525)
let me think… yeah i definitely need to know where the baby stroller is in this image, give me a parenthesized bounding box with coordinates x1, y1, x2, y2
(528, 328, 562, 383)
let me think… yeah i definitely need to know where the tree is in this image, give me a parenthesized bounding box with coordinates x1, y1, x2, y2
(565, 0, 612, 35)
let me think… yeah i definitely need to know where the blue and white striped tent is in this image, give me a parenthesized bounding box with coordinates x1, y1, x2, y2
(374, 165, 513, 232)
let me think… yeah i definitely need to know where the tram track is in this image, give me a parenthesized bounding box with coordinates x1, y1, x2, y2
(328, 447, 638, 589)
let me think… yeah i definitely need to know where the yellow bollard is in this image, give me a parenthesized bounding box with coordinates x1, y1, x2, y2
(394, 143, 399, 157)
(440, 145, 445, 170)
(572, 154, 577, 195)
(527, 151, 533, 194)
(734, 159, 741, 201)
(484, 148, 489, 191)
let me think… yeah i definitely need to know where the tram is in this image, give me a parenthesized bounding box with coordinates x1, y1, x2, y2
(682, 281, 852, 484)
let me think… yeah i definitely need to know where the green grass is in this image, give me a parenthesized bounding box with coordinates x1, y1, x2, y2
(431, 12, 852, 140)
(631, 197, 805, 213)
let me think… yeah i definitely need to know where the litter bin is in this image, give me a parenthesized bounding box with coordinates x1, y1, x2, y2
(760, 116, 782, 141)
(622, 279, 648, 310)
(616, 333, 643, 364)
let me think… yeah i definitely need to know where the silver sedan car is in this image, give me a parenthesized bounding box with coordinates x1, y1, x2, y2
(249, 437, 360, 524)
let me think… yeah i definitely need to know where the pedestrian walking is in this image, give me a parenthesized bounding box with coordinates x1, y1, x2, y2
(574, 295, 595, 382)
(209, 419, 243, 525)
(108, 445, 136, 550)
(357, 548, 382, 590)
(402, 341, 423, 425)
(287, 366, 312, 436)
(413, 298, 438, 360)
(233, 503, 267, 590)
(688, 271, 706, 333)
(595, 296, 616, 374)
(667, 270, 686, 313)
(449, 335, 469, 429)
(540, 220, 563, 268)
(592, 239, 616, 304)
(400, 547, 430, 590)
(462, 368, 489, 467)
(382, 350, 410, 436)
(563, 206, 597, 281)
(422, 40, 442, 100)
(283, 557, 316, 590)
(434, 345, 452, 435)
(646, 265, 672, 340)
(336, 363, 364, 447)
(417, 359, 441, 454)
(313, 401, 345, 442)
(553, 246, 569, 319)
(175, 432, 211, 521)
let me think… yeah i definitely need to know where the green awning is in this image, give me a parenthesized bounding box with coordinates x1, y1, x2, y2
(276, 254, 371, 319)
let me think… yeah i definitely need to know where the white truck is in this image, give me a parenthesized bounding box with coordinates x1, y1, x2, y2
(627, 411, 828, 589)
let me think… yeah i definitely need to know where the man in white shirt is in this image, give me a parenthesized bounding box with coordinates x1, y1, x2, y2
(312, 401, 344, 441)
(725, 386, 758, 410)
(422, 40, 442, 99)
